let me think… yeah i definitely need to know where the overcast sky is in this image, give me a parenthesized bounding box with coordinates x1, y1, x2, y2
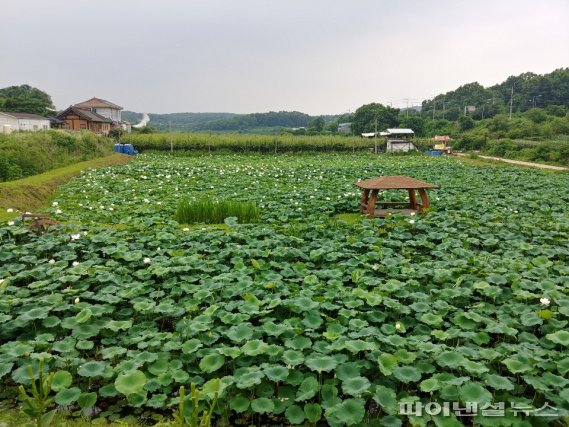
(1, 0, 568, 115)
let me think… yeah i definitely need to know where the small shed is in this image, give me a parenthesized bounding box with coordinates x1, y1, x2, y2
(355, 175, 439, 217)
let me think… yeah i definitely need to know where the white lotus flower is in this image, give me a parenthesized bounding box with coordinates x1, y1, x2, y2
(55, 209, 62, 214)
(144, 199, 150, 203)
(408, 219, 416, 224)
(72, 261, 79, 267)
(395, 322, 403, 330)
(540, 297, 550, 306)
(52, 201, 59, 207)
(74, 297, 80, 304)
(143, 257, 151, 264)
(8, 221, 15, 226)
(6, 208, 13, 213)
(49, 259, 56, 264)
(183, 228, 190, 232)
(0, 279, 5, 285)
(71, 233, 81, 240)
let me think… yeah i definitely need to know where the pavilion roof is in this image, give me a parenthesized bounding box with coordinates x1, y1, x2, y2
(354, 175, 439, 190)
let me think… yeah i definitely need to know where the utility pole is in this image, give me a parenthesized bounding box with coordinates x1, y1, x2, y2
(509, 87, 514, 119)
(374, 119, 378, 154)
(404, 98, 410, 117)
(432, 98, 436, 120)
(169, 120, 173, 153)
(442, 96, 446, 120)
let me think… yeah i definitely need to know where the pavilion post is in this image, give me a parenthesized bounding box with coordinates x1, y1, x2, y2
(408, 189, 418, 210)
(367, 190, 379, 216)
(360, 189, 370, 213)
(418, 189, 430, 210)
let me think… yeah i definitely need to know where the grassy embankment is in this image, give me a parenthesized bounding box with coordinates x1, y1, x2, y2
(0, 154, 130, 221)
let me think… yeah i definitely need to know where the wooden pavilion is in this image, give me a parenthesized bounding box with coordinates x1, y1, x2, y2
(355, 175, 439, 218)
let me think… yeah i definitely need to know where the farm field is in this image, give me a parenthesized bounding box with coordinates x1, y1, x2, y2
(1, 153, 569, 426)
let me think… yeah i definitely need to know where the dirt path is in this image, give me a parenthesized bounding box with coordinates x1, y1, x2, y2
(455, 153, 568, 171)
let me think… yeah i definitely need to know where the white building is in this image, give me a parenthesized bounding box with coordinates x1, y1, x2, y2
(384, 129, 416, 153)
(0, 112, 50, 134)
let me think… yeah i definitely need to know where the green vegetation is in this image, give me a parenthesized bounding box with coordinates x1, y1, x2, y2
(1, 153, 568, 425)
(0, 130, 115, 182)
(0, 154, 130, 220)
(175, 199, 260, 224)
(123, 133, 368, 152)
(0, 84, 55, 116)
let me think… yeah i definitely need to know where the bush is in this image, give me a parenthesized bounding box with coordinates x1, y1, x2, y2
(176, 198, 261, 224)
(0, 130, 113, 181)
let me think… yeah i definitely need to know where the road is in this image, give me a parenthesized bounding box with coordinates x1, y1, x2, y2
(455, 153, 568, 171)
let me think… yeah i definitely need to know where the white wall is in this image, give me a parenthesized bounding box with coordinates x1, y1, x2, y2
(92, 107, 121, 122)
(18, 118, 50, 131)
(0, 113, 18, 133)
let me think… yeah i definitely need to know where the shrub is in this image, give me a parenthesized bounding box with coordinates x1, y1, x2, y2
(176, 198, 261, 224)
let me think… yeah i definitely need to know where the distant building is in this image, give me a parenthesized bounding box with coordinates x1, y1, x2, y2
(385, 128, 416, 153)
(55, 106, 112, 135)
(0, 112, 50, 134)
(338, 122, 352, 134)
(73, 97, 131, 132)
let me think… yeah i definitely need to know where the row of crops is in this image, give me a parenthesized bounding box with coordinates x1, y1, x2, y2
(121, 133, 374, 152)
(1, 153, 569, 426)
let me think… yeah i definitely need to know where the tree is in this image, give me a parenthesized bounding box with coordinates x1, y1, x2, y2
(458, 115, 475, 131)
(399, 115, 426, 136)
(0, 84, 55, 116)
(351, 103, 399, 135)
(308, 116, 325, 133)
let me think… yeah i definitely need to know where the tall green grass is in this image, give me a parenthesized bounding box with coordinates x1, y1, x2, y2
(123, 133, 370, 153)
(0, 130, 113, 181)
(176, 198, 261, 224)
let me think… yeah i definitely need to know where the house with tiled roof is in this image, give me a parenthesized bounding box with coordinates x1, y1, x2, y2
(55, 106, 113, 135)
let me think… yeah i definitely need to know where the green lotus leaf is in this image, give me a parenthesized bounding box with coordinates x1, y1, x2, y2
(226, 323, 254, 342)
(483, 374, 515, 391)
(335, 362, 361, 381)
(304, 403, 322, 423)
(342, 376, 371, 396)
(392, 366, 421, 383)
(459, 381, 492, 405)
(54, 387, 81, 405)
(251, 397, 275, 414)
(181, 339, 203, 354)
(77, 361, 107, 377)
(420, 313, 443, 326)
(241, 339, 269, 356)
(114, 369, 147, 396)
(295, 376, 319, 401)
(419, 377, 441, 392)
(51, 370, 73, 391)
(0, 363, 14, 379)
(378, 353, 398, 375)
(502, 357, 532, 374)
(264, 365, 289, 382)
(77, 392, 97, 409)
(285, 404, 305, 424)
(285, 336, 312, 350)
(436, 351, 464, 369)
(75, 308, 92, 324)
(229, 395, 250, 413)
(545, 330, 569, 346)
(281, 350, 304, 366)
(305, 354, 337, 372)
(327, 398, 366, 426)
(373, 385, 398, 416)
(199, 353, 225, 373)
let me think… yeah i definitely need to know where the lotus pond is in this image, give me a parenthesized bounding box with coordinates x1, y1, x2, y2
(1, 153, 569, 426)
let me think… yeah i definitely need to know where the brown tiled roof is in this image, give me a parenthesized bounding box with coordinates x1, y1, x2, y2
(56, 106, 113, 123)
(355, 175, 439, 190)
(73, 97, 123, 110)
(0, 112, 48, 120)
